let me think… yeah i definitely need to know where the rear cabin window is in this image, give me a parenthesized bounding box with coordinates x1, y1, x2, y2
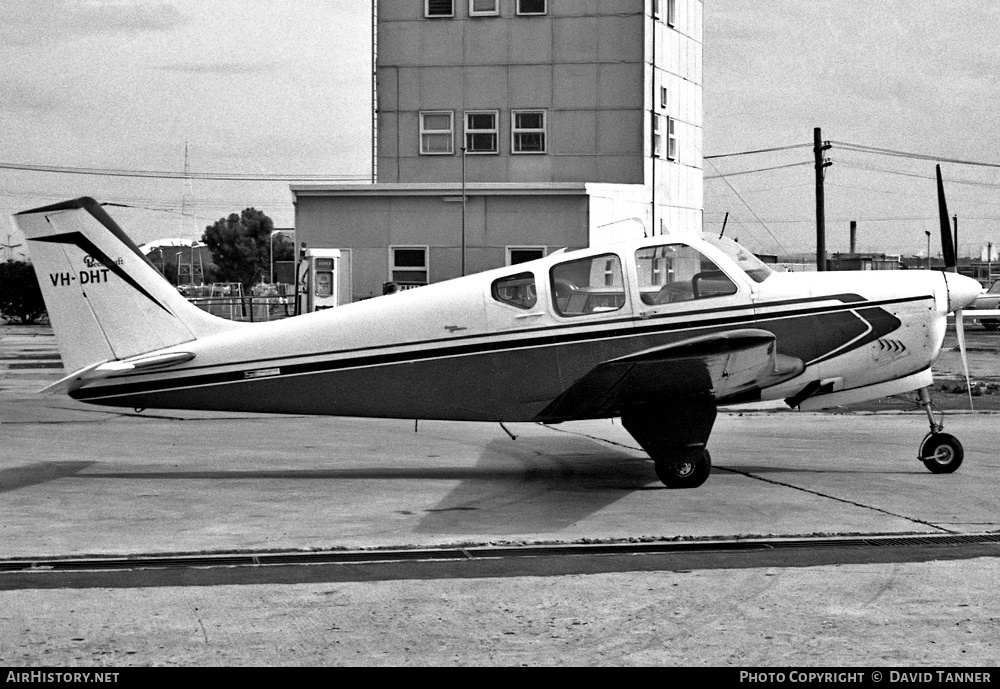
(492, 272, 537, 310)
(550, 254, 626, 317)
(635, 245, 738, 305)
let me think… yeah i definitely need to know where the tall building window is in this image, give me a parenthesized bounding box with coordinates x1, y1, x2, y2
(666, 0, 676, 27)
(516, 0, 547, 16)
(420, 111, 454, 155)
(652, 113, 662, 158)
(425, 0, 455, 18)
(512, 110, 547, 154)
(666, 116, 677, 160)
(465, 111, 499, 154)
(390, 247, 429, 285)
(469, 0, 499, 16)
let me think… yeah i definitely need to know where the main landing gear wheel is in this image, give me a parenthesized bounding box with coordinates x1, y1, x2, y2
(654, 450, 712, 489)
(919, 433, 964, 474)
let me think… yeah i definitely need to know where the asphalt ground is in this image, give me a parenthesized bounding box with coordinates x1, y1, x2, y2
(2, 324, 999, 666)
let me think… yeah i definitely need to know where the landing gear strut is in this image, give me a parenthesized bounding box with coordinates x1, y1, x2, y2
(622, 397, 716, 489)
(916, 387, 964, 474)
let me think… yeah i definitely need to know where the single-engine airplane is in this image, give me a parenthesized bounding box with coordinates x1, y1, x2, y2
(12, 167, 981, 488)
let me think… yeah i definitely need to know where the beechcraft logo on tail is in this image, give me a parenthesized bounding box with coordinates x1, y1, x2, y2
(49, 254, 124, 288)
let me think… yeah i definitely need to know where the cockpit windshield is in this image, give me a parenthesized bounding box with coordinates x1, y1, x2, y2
(701, 234, 773, 283)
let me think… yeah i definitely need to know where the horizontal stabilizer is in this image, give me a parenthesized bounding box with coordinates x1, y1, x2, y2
(39, 351, 197, 395)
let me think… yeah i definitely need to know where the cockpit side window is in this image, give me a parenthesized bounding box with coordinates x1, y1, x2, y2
(492, 272, 537, 310)
(635, 244, 738, 305)
(550, 253, 626, 317)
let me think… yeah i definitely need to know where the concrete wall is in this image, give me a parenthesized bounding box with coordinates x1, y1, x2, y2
(647, 0, 703, 236)
(377, 1, 648, 186)
(294, 187, 591, 301)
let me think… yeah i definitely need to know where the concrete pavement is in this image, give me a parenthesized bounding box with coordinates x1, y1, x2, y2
(3, 324, 1000, 667)
(2, 324, 999, 559)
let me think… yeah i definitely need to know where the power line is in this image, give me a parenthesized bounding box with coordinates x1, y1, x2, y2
(831, 141, 1000, 171)
(704, 140, 1000, 174)
(0, 189, 293, 207)
(704, 143, 812, 160)
(704, 161, 812, 180)
(834, 161, 1000, 192)
(703, 156, 788, 256)
(0, 161, 369, 182)
(705, 215, 1000, 224)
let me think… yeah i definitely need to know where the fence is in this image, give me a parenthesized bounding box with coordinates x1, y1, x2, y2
(188, 296, 295, 323)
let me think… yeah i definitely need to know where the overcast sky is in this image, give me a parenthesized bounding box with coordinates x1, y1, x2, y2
(4, 1, 1000, 258)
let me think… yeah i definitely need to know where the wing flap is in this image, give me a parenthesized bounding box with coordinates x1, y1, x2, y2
(534, 329, 803, 423)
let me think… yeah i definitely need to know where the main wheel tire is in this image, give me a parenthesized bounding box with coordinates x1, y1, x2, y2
(920, 433, 964, 474)
(654, 449, 712, 489)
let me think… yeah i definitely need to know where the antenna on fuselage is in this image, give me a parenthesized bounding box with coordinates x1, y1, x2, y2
(719, 212, 730, 239)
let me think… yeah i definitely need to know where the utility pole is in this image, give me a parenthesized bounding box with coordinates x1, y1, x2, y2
(814, 128, 832, 271)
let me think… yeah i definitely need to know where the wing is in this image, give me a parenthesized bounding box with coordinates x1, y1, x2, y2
(533, 329, 803, 423)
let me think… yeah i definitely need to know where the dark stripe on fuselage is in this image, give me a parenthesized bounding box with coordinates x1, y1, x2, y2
(71, 293, 930, 404)
(84, 292, 916, 379)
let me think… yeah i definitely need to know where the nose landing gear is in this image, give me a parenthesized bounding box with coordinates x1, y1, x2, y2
(916, 387, 964, 474)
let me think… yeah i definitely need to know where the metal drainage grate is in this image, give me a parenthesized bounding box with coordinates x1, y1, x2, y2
(1, 533, 998, 574)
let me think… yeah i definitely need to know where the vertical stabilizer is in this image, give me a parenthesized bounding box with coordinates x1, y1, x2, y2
(14, 198, 240, 373)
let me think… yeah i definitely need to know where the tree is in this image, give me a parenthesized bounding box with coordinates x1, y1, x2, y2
(0, 260, 47, 324)
(201, 208, 292, 290)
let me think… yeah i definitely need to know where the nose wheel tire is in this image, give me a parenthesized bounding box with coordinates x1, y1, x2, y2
(919, 433, 964, 474)
(654, 449, 712, 489)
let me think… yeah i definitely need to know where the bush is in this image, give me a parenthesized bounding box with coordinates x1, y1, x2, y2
(0, 261, 47, 324)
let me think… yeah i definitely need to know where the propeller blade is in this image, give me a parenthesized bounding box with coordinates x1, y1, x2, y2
(955, 308, 974, 411)
(939, 166, 972, 407)
(937, 164, 957, 269)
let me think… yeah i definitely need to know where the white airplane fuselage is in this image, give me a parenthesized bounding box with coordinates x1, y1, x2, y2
(62, 236, 967, 422)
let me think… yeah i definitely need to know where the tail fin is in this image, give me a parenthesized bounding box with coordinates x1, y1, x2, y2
(14, 197, 240, 373)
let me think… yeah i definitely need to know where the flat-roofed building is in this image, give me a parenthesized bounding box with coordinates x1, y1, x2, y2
(293, 0, 703, 303)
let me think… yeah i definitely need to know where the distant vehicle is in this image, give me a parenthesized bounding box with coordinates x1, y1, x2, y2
(967, 279, 1000, 330)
